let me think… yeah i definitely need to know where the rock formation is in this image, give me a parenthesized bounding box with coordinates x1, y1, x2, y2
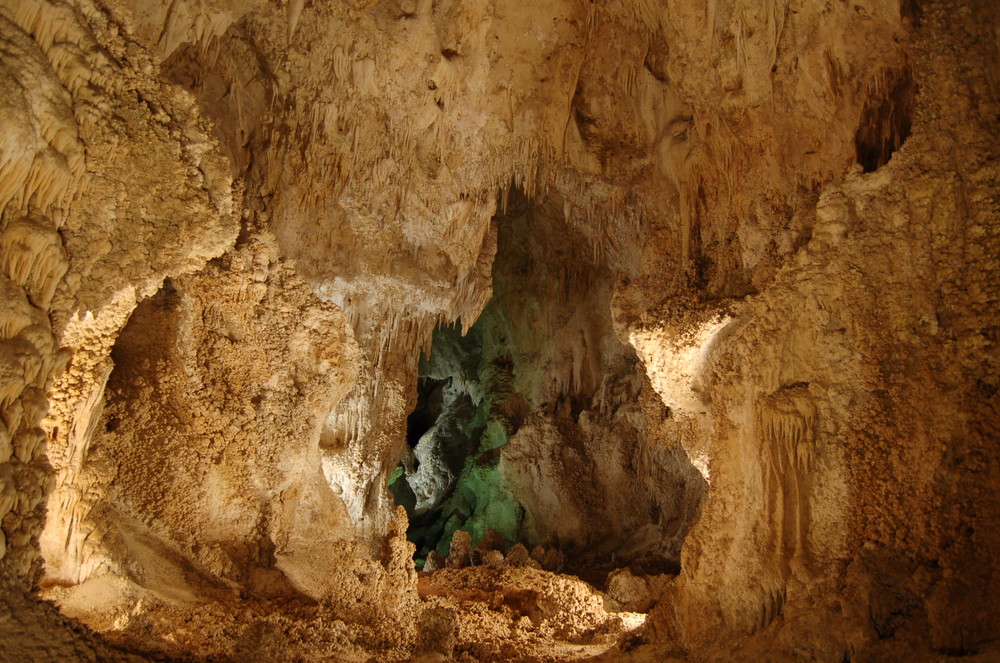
(0, 0, 997, 661)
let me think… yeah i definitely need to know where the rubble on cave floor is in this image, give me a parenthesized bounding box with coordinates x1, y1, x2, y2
(36, 548, 671, 663)
(414, 565, 652, 662)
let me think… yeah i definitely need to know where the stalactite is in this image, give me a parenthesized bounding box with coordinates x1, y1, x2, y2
(751, 386, 817, 631)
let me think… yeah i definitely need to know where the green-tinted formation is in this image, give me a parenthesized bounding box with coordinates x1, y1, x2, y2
(389, 198, 643, 565)
(389, 316, 526, 562)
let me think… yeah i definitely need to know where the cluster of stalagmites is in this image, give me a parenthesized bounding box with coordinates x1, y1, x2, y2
(422, 529, 566, 574)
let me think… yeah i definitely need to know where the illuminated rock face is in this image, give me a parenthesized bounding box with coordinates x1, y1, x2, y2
(0, 0, 238, 589)
(0, 0, 997, 661)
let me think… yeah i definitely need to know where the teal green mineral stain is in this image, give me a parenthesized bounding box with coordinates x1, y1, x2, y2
(392, 307, 527, 560)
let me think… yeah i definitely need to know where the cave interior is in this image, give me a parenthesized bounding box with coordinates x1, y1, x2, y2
(0, 0, 997, 662)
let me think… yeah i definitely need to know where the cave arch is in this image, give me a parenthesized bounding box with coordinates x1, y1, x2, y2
(390, 192, 706, 572)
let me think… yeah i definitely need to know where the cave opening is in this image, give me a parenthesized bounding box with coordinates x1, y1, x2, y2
(389, 192, 704, 579)
(388, 319, 511, 565)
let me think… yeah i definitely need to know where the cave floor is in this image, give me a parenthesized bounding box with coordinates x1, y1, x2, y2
(33, 565, 654, 662)
(9, 567, 1000, 663)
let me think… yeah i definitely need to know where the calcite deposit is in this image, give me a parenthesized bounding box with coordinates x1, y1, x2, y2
(0, 0, 997, 661)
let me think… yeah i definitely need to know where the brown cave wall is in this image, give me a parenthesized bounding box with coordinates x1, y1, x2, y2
(0, 5, 77, 583)
(68, 237, 365, 601)
(0, 0, 241, 658)
(619, 1, 1000, 658)
(0, 0, 237, 591)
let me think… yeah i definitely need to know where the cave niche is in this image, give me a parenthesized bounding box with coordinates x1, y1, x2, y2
(855, 66, 917, 173)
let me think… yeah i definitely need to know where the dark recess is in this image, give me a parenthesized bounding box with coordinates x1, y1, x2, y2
(855, 67, 917, 173)
(406, 377, 445, 449)
(900, 0, 923, 27)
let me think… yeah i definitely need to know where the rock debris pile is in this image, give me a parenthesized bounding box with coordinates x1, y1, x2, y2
(422, 529, 567, 574)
